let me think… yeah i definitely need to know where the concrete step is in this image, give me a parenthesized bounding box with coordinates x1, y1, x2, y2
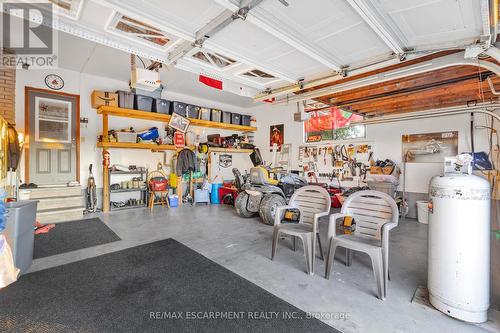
(19, 186, 83, 200)
(37, 196, 84, 211)
(37, 207, 84, 224)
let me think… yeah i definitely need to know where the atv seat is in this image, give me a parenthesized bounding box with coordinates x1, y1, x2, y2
(250, 167, 279, 186)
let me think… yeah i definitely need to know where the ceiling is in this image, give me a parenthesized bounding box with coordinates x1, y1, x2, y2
(6, 0, 498, 113)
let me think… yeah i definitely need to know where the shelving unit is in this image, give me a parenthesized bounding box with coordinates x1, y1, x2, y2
(108, 169, 148, 211)
(97, 142, 180, 151)
(97, 106, 257, 132)
(96, 104, 256, 212)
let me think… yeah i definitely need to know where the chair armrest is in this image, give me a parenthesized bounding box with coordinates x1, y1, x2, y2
(274, 205, 295, 227)
(327, 213, 347, 239)
(381, 221, 398, 249)
(313, 211, 330, 234)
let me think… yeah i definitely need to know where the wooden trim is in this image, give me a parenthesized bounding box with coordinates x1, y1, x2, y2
(24, 86, 81, 184)
(98, 106, 257, 132)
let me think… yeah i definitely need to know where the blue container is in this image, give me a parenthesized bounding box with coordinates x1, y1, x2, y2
(211, 183, 222, 204)
(168, 195, 179, 207)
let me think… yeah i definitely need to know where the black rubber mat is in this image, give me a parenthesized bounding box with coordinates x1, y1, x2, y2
(2, 238, 340, 333)
(33, 218, 121, 259)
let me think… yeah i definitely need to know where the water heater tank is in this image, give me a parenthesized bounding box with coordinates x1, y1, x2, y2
(428, 174, 490, 323)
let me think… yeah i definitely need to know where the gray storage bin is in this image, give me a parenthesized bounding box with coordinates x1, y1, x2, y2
(231, 113, 241, 125)
(367, 181, 397, 198)
(134, 95, 153, 111)
(186, 105, 200, 118)
(4, 200, 38, 274)
(171, 102, 187, 117)
(117, 91, 134, 109)
(241, 115, 251, 126)
(199, 107, 211, 120)
(153, 99, 170, 113)
(211, 109, 222, 122)
(222, 111, 232, 124)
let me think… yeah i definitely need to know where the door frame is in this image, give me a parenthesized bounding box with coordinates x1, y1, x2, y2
(24, 86, 80, 183)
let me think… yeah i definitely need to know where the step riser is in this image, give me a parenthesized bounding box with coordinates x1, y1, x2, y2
(37, 197, 84, 211)
(37, 210, 84, 224)
(19, 187, 83, 199)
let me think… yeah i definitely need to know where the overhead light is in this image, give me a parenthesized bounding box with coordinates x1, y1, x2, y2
(278, 0, 289, 7)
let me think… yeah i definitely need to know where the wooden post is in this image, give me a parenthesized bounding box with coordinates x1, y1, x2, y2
(103, 164, 109, 212)
(102, 113, 110, 212)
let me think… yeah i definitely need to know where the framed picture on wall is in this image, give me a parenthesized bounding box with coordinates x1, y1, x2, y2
(270, 124, 284, 151)
(169, 112, 190, 133)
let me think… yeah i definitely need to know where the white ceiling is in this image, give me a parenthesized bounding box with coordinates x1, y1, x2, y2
(55, 31, 256, 107)
(8, 0, 491, 101)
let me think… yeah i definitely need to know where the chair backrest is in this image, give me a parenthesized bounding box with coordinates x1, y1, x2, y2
(289, 185, 331, 225)
(341, 190, 399, 240)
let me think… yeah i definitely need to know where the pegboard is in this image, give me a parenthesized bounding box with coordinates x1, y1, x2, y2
(298, 141, 375, 188)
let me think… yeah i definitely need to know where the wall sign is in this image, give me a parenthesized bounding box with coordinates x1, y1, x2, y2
(44, 74, 64, 90)
(219, 154, 232, 168)
(402, 131, 458, 163)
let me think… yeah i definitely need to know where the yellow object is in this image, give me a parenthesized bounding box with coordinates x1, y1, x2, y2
(343, 216, 354, 235)
(169, 173, 178, 188)
(256, 166, 279, 185)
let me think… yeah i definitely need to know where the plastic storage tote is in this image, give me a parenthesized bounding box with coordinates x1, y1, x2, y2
(153, 99, 170, 113)
(367, 180, 397, 197)
(116, 131, 137, 143)
(4, 200, 38, 274)
(134, 95, 153, 111)
(222, 111, 232, 124)
(241, 115, 251, 126)
(231, 113, 241, 125)
(199, 107, 211, 120)
(117, 91, 134, 109)
(168, 195, 179, 207)
(186, 105, 200, 118)
(171, 102, 187, 117)
(211, 109, 222, 122)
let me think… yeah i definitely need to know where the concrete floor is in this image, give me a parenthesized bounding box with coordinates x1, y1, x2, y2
(28, 205, 498, 333)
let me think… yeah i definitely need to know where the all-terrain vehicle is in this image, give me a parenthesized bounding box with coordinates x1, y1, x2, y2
(234, 166, 308, 225)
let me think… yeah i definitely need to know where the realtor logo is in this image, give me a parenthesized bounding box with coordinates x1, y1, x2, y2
(1, 2, 58, 68)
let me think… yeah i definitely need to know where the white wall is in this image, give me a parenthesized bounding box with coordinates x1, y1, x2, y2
(15, 68, 254, 188)
(250, 103, 496, 193)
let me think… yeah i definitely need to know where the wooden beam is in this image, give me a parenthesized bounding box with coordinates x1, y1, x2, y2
(321, 66, 491, 104)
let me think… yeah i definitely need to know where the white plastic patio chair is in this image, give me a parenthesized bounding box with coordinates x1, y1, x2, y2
(325, 190, 399, 300)
(271, 185, 331, 275)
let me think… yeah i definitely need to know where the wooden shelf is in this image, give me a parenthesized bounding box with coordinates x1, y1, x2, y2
(208, 148, 253, 153)
(97, 106, 257, 132)
(97, 141, 180, 151)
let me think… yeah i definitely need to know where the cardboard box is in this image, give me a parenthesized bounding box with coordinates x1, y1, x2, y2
(91, 91, 118, 108)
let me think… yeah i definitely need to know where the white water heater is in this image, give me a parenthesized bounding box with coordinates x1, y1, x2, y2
(428, 174, 491, 323)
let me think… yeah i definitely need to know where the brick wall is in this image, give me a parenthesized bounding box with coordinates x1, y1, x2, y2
(0, 50, 15, 125)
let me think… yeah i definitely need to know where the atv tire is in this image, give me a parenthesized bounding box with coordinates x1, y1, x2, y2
(259, 194, 286, 225)
(235, 192, 256, 218)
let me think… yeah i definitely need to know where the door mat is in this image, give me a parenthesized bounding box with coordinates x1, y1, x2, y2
(2, 238, 339, 333)
(33, 218, 121, 259)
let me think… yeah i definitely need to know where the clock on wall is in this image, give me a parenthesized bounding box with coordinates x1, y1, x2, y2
(44, 74, 64, 90)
